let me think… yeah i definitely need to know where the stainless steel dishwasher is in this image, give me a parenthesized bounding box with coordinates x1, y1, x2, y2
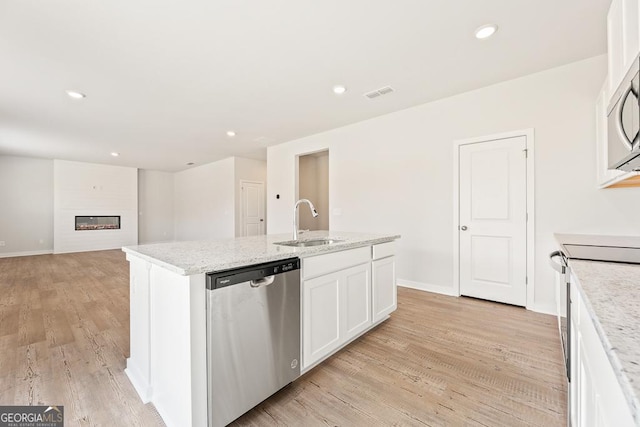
(205, 257, 301, 427)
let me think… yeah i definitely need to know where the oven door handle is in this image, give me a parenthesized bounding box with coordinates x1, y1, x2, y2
(549, 250, 567, 274)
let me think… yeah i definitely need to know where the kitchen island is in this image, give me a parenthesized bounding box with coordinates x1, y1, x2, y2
(122, 231, 400, 427)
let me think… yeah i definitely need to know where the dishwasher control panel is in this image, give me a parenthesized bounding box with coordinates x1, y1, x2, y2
(206, 257, 300, 290)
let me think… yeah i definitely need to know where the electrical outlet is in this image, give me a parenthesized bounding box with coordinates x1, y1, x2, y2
(0, 241, 5, 247)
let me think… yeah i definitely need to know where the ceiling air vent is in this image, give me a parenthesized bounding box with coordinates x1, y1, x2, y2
(364, 86, 394, 100)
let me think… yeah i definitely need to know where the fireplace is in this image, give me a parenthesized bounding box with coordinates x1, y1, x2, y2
(75, 216, 121, 231)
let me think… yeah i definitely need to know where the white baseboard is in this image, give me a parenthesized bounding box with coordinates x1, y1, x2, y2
(125, 362, 152, 404)
(398, 278, 558, 316)
(397, 279, 459, 297)
(53, 246, 125, 255)
(0, 249, 54, 259)
(528, 303, 557, 316)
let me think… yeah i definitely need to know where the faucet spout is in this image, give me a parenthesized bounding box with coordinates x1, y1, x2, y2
(293, 199, 318, 240)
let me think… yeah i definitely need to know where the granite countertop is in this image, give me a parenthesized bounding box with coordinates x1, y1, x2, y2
(569, 259, 640, 423)
(122, 230, 400, 276)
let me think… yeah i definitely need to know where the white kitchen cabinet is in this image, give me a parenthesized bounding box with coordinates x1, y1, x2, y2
(608, 0, 640, 95)
(301, 243, 398, 371)
(372, 244, 396, 323)
(302, 251, 372, 370)
(569, 278, 634, 427)
(609, 0, 625, 94)
(601, 0, 640, 188)
(302, 270, 341, 367)
(570, 281, 581, 426)
(342, 263, 372, 340)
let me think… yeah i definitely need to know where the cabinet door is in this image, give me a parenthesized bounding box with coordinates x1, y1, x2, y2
(302, 271, 341, 369)
(608, 0, 640, 94)
(609, 0, 626, 93)
(570, 315, 580, 426)
(570, 281, 581, 426)
(341, 263, 372, 341)
(623, 0, 639, 71)
(578, 338, 597, 426)
(372, 256, 397, 323)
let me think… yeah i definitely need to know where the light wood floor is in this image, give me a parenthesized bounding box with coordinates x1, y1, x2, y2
(0, 250, 566, 426)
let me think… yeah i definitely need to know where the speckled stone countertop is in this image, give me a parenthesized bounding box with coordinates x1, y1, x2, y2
(122, 230, 400, 276)
(569, 259, 640, 423)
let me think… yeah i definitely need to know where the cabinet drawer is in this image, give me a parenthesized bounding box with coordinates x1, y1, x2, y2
(303, 246, 370, 279)
(372, 241, 395, 260)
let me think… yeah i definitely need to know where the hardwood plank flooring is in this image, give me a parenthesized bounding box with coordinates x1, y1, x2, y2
(0, 251, 164, 426)
(0, 250, 566, 426)
(234, 288, 566, 427)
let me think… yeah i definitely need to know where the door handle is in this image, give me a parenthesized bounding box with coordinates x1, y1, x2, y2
(616, 82, 637, 150)
(250, 275, 275, 288)
(460, 225, 468, 231)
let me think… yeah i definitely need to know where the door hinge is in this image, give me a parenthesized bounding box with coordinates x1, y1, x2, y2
(526, 212, 528, 222)
(525, 276, 528, 285)
(523, 148, 528, 158)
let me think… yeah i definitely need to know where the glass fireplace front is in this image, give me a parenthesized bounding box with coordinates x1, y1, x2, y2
(75, 216, 121, 231)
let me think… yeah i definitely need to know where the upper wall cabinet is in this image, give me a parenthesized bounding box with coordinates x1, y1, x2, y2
(601, 0, 640, 188)
(607, 0, 640, 95)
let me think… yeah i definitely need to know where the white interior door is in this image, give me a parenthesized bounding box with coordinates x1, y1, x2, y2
(241, 181, 265, 236)
(458, 136, 527, 306)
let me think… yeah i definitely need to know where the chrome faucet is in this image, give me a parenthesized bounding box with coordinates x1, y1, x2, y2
(293, 199, 318, 240)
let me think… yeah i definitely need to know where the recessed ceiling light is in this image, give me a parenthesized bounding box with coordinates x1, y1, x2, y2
(333, 85, 347, 95)
(475, 24, 498, 40)
(226, 131, 236, 137)
(111, 152, 120, 157)
(66, 90, 86, 99)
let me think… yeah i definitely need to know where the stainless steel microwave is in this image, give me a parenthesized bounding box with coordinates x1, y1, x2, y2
(607, 57, 640, 172)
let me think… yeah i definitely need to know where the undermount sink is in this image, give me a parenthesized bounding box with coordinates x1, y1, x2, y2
(275, 238, 344, 247)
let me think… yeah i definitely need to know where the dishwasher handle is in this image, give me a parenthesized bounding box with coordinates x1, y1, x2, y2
(250, 275, 275, 288)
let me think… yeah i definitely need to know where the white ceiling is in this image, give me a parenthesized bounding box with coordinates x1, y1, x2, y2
(0, 0, 610, 172)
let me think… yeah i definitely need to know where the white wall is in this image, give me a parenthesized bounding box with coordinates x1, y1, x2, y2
(138, 170, 175, 244)
(1, 156, 264, 252)
(174, 158, 235, 241)
(267, 55, 640, 313)
(0, 156, 53, 257)
(234, 157, 267, 237)
(54, 160, 138, 254)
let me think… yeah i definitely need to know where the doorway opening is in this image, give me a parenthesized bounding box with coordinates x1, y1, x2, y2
(296, 150, 329, 231)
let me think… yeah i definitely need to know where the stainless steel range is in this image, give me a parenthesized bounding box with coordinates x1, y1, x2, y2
(555, 233, 640, 264)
